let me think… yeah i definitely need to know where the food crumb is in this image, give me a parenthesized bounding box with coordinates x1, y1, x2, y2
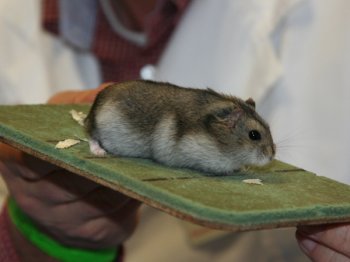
(242, 179, 263, 185)
(70, 110, 87, 126)
(55, 139, 81, 149)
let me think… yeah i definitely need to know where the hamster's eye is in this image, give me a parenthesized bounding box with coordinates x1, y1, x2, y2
(249, 130, 261, 141)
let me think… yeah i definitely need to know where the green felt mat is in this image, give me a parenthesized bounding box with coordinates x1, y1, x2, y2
(0, 104, 350, 231)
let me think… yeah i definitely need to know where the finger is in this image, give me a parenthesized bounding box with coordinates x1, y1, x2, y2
(0, 162, 45, 213)
(74, 83, 112, 103)
(70, 187, 134, 215)
(296, 231, 350, 262)
(44, 187, 132, 220)
(21, 154, 59, 179)
(0, 161, 30, 187)
(1, 152, 129, 214)
(28, 169, 101, 204)
(0, 143, 22, 162)
(298, 224, 350, 258)
(47, 90, 95, 104)
(47, 82, 113, 104)
(0, 144, 56, 180)
(297, 224, 350, 259)
(52, 199, 141, 249)
(11, 167, 135, 220)
(1, 161, 100, 208)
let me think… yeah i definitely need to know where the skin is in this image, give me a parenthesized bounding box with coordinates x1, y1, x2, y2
(296, 224, 350, 262)
(0, 84, 140, 261)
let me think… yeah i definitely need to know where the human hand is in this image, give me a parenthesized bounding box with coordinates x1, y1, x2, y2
(296, 223, 350, 262)
(0, 83, 140, 249)
(46, 83, 109, 104)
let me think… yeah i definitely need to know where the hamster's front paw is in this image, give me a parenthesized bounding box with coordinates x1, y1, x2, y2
(89, 139, 107, 157)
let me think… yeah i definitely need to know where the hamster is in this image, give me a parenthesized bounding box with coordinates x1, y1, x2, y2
(85, 80, 275, 174)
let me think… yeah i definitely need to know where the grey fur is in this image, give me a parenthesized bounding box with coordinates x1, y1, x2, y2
(85, 80, 275, 174)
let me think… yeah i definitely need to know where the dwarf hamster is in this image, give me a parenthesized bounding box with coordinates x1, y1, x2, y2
(85, 80, 275, 174)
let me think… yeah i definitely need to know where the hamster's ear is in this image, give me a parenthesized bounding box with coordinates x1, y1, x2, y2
(245, 98, 256, 109)
(214, 107, 243, 128)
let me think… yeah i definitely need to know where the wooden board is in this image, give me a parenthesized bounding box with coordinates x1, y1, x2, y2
(0, 104, 350, 231)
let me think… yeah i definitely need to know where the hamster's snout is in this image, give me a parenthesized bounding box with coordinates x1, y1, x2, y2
(257, 144, 276, 165)
(261, 144, 275, 157)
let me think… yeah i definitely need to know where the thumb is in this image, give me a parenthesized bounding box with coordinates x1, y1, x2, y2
(47, 83, 113, 104)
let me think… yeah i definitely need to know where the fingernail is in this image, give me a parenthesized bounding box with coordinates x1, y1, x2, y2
(299, 238, 317, 253)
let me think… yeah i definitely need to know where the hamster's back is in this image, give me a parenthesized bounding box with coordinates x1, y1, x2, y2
(87, 80, 229, 133)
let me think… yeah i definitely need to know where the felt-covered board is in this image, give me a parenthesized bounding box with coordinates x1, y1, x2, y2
(0, 104, 350, 231)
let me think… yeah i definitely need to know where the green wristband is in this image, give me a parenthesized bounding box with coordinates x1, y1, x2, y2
(7, 198, 118, 262)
